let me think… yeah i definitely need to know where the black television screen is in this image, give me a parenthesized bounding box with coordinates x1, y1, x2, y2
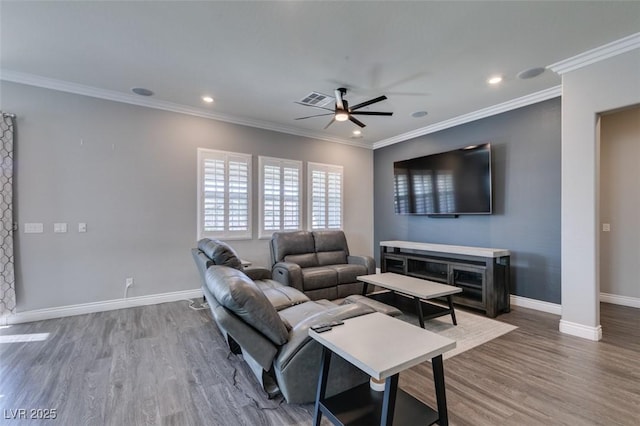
(393, 143, 492, 215)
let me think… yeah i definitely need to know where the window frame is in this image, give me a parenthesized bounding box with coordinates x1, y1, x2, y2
(307, 161, 344, 231)
(197, 148, 252, 241)
(258, 156, 303, 239)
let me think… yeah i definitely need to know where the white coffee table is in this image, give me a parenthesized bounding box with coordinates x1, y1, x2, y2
(358, 272, 462, 328)
(309, 312, 456, 426)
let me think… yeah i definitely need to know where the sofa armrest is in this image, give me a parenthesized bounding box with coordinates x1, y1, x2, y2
(347, 255, 376, 275)
(275, 303, 375, 370)
(272, 262, 303, 292)
(243, 266, 272, 281)
(212, 304, 278, 371)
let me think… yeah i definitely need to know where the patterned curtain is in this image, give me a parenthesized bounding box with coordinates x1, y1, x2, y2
(0, 112, 15, 325)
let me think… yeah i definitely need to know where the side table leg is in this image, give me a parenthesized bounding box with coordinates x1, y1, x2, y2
(380, 374, 399, 426)
(313, 347, 332, 426)
(361, 282, 369, 296)
(432, 355, 448, 426)
(447, 295, 458, 325)
(414, 297, 425, 328)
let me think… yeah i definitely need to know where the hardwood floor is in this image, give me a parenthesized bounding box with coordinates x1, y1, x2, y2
(1, 301, 638, 425)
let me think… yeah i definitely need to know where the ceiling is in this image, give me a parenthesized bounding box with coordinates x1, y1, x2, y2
(1, 1, 639, 148)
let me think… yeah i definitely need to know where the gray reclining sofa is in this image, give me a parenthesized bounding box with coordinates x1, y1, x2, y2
(270, 230, 375, 300)
(192, 238, 399, 404)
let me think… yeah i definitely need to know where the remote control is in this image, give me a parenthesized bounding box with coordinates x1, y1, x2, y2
(311, 325, 332, 333)
(311, 320, 344, 331)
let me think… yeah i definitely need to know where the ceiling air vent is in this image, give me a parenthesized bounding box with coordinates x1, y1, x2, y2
(298, 92, 333, 108)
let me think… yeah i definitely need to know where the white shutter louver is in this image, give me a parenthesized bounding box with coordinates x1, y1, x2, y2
(198, 149, 252, 239)
(259, 157, 302, 238)
(308, 163, 343, 231)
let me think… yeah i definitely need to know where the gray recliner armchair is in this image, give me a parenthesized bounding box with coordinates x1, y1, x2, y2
(270, 230, 375, 300)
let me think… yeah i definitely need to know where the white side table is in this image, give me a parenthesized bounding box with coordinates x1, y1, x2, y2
(309, 312, 456, 426)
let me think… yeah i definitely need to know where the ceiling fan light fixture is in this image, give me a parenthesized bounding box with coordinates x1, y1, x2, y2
(335, 111, 349, 121)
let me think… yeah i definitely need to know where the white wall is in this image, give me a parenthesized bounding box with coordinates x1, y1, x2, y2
(599, 106, 640, 300)
(2, 81, 374, 312)
(560, 49, 640, 340)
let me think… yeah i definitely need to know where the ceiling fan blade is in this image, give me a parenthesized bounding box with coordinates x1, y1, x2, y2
(295, 113, 334, 120)
(350, 95, 387, 111)
(334, 89, 344, 110)
(293, 101, 334, 112)
(350, 111, 393, 116)
(323, 117, 336, 129)
(349, 116, 366, 128)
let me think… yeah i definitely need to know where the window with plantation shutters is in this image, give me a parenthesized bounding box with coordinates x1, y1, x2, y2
(308, 162, 343, 231)
(197, 148, 252, 240)
(259, 156, 302, 238)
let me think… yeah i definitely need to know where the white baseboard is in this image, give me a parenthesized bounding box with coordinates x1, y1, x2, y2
(600, 292, 640, 308)
(5, 288, 204, 325)
(510, 295, 562, 315)
(559, 319, 603, 341)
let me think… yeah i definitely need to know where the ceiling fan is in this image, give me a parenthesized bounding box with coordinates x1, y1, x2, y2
(295, 88, 393, 129)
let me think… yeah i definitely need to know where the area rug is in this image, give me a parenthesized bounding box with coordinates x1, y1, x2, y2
(397, 308, 517, 359)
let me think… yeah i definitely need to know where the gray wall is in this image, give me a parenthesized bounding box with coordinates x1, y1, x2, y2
(374, 98, 561, 303)
(2, 81, 374, 311)
(599, 106, 640, 299)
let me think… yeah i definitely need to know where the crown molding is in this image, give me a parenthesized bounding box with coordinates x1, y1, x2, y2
(372, 85, 562, 150)
(0, 69, 371, 149)
(548, 32, 640, 75)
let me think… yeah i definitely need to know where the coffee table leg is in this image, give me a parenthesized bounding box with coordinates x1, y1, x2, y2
(380, 373, 399, 425)
(361, 281, 368, 296)
(432, 354, 449, 426)
(313, 346, 332, 426)
(414, 297, 425, 328)
(447, 295, 457, 325)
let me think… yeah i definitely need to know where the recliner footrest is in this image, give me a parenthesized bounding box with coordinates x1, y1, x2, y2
(341, 294, 402, 317)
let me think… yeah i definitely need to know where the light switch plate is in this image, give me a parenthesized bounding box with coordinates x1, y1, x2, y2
(24, 223, 44, 233)
(602, 223, 611, 232)
(54, 223, 68, 233)
(78, 222, 87, 233)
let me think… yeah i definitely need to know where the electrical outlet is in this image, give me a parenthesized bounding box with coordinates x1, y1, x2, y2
(125, 277, 134, 288)
(602, 223, 611, 232)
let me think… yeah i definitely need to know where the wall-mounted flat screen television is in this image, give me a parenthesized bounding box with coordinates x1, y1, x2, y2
(393, 143, 492, 215)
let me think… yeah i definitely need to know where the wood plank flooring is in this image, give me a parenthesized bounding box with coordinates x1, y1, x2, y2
(1, 301, 638, 425)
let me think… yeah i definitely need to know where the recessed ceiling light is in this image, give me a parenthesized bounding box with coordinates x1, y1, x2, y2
(517, 67, 545, 80)
(202, 96, 214, 103)
(411, 111, 428, 118)
(352, 130, 362, 135)
(487, 76, 503, 85)
(131, 87, 154, 96)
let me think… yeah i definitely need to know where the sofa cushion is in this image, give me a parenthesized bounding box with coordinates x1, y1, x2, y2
(328, 264, 368, 285)
(198, 239, 244, 270)
(278, 300, 338, 330)
(271, 231, 315, 263)
(205, 266, 288, 345)
(284, 252, 318, 268)
(313, 231, 350, 254)
(317, 250, 347, 266)
(301, 267, 338, 290)
(255, 279, 310, 311)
